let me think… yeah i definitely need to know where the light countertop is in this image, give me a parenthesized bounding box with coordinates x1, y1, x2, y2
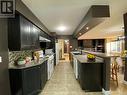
(9, 54, 54, 69)
(71, 52, 104, 63)
(82, 50, 120, 58)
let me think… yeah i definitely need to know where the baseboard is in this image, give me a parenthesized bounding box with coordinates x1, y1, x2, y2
(102, 88, 110, 95)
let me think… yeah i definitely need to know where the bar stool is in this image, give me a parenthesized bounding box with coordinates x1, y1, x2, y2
(111, 57, 118, 86)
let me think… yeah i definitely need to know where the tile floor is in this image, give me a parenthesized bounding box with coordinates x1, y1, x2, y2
(110, 72, 127, 95)
(39, 61, 127, 95)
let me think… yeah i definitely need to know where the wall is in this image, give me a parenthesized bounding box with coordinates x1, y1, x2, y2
(16, 0, 51, 36)
(57, 35, 78, 50)
(0, 19, 10, 95)
(70, 38, 78, 50)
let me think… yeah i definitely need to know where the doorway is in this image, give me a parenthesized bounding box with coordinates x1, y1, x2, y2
(56, 39, 70, 63)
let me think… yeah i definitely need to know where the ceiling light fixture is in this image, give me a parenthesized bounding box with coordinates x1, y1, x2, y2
(57, 26, 67, 32)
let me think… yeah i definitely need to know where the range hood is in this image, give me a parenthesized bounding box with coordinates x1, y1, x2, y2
(73, 5, 110, 38)
(39, 36, 51, 42)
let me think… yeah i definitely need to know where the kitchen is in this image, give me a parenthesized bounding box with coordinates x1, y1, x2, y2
(0, 0, 127, 95)
(0, 0, 56, 95)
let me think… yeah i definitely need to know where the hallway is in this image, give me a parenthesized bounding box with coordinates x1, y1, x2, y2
(39, 62, 102, 95)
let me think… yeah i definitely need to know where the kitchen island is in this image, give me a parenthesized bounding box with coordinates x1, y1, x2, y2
(72, 53, 104, 92)
(81, 50, 121, 94)
(71, 51, 111, 95)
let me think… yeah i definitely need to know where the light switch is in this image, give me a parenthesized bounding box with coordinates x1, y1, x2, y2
(0, 56, 2, 63)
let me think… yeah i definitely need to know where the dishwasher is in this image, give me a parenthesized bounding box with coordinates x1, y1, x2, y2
(73, 57, 78, 79)
(47, 55, 54, 80)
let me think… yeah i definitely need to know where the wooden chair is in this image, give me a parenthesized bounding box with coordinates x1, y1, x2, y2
(116, 57, 123, 73)
(111, 57, 118, 86)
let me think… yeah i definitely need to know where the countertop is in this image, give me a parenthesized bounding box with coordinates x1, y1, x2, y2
(82, 50, 120, 58)
(72, 53, 104, 64)
(9, 54, 54, 69)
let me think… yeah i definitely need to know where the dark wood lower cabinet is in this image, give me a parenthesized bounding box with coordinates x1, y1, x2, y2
(41, 60, 47, 90)
(9, 60, 48, 95)
(22, 66, 41, 95)
(78, 61, 103, 92)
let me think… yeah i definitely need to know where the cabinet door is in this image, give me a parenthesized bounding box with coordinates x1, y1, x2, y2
(41, 61, 48, 89)
(30, 24, 39, 49)
(22, 66, 41, 95)
(41, 62, 45, 89)
(20, 16, 31, 50)
(44, 60, 48, 82)
(78, 40, 83, 47)
(8, 14, 21, 51)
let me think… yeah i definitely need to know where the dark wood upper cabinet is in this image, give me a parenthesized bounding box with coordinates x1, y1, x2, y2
(8, 13, 39, 51)
(30, 23, 40, 49)
(92, 39, 105, 53)
(78, 40, 83, 48)
(39, 30, 55, 50)
(20, 15, 31, 49)
(78, 39, 105, 53)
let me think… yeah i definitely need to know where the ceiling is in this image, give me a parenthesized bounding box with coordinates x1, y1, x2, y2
(79, 0, 127, 39)
(22, 0, 127, 38)
(22, 0, 108, 35)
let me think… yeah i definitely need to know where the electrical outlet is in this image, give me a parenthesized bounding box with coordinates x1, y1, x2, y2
(0, 56, 2, 63)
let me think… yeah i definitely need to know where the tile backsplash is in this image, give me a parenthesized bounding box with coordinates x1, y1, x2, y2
(9, 50, 33, 64)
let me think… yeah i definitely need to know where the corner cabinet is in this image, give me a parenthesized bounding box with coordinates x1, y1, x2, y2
(9, 65, 41, 95)
(9, 60, 48, 95)
(8, 13, 40, 51)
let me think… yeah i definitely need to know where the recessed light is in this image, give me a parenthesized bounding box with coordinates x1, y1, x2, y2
(79, 33, 82, 35)
(86, 27, 89, 30)
(57, 26, 67, 32)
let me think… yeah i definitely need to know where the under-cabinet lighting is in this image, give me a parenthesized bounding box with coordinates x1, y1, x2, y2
(39, 36, 51, 42)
